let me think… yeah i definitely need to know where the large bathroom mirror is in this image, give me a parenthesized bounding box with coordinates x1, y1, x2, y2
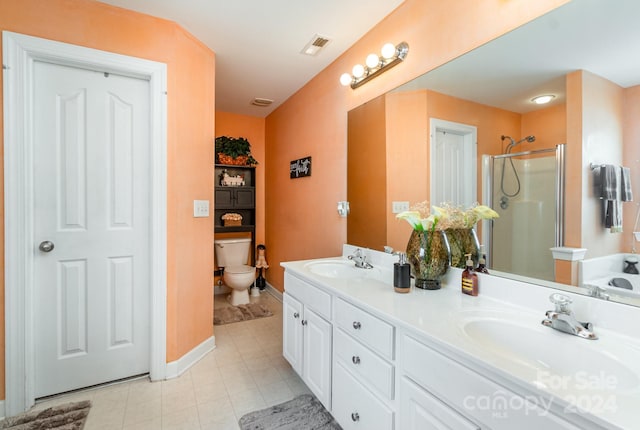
(347, 0, 640, 306)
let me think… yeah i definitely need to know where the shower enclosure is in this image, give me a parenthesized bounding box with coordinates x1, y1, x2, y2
(483, 144, 565, 281)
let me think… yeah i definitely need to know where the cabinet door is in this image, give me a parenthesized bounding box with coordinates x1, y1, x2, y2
(283, 293, 303, 375)
(332, 361, 394, 430)
(234, 188, 255, 208)
(302, 307, 332, 410)
(399, 377, 480, 430)
(214, 188, 234, 208)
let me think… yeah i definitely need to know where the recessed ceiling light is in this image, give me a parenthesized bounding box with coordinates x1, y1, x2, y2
(251, 98, 273, 107)
(531, 94, 555, 105)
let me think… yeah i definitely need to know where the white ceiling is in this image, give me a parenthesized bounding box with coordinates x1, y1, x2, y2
(97, 0, 404, 117)
(396, 0, 640, 114)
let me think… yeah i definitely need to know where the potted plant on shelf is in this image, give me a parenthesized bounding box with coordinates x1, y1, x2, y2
(215, 136, 258, 165)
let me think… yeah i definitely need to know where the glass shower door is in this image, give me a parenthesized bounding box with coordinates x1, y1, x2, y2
(484, 144, 565, 281)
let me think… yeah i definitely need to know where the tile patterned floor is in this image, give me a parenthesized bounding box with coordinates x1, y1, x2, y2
(30, 291, 308, 429)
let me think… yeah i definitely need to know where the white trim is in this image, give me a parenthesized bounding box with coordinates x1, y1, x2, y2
(264, 282, 283, 302)
(165, 336, 216, 379)
(550, 247, 588, 261)
(0, 400, 5, 420)
(3, 31, 168, 415)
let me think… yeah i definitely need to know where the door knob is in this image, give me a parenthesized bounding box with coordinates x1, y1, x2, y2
(39, 241, 55, 252)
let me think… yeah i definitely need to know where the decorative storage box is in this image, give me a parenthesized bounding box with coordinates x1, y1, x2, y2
(222, 212, 243, 226)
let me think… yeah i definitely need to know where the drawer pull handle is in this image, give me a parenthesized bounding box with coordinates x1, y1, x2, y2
(352, 321, 361, 330)
(293, 312, 300, 319)
(351, 412, 360, 422)
(301, 320, 307, 326)
(352, 356, 361, 365)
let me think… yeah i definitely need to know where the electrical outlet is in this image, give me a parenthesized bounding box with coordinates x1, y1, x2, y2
(392, 201, 410, 213)
(193, 200, 209, 217)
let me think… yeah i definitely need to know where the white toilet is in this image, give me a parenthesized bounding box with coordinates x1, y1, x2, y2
(214, 237, 256, 306)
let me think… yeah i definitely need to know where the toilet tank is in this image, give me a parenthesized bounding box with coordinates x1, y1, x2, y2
(214, 237, 251, 267)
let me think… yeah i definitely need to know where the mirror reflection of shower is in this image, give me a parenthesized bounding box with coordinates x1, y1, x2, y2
(499, 135, 536, 209)
(484, 144, 565, 282)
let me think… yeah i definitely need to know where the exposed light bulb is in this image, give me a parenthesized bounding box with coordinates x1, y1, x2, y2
(531, 94, 555, 105)
(365, 53, 380, 69)
(352, 64, 365, 78)
(381, 43, 396, 59)
(340, 73, 352, 86)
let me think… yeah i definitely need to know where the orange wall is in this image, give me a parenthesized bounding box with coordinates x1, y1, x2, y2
(264, 0, 570, 292)
(521, 103, 567, 149)
(347, 95, 387, 250)
(0, 0, 216, 399)
(385, 90, 428, 252)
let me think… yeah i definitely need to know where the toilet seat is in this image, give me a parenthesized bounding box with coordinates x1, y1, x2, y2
(224, 265, 254, 274)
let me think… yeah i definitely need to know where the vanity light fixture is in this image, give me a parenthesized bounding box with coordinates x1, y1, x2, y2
(531, 94, 555, 105)
(340, 41, 409, 89)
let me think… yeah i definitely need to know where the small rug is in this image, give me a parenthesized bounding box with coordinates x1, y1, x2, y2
(213, 303, 273, 325)
(0, 400, 91, 430)
(238, 394, 341, 430)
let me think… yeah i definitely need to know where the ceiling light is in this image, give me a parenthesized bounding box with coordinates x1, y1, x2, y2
(251, 98, 273, 107)
(531, 94, 555, 105)
(340, 42, 409, 89)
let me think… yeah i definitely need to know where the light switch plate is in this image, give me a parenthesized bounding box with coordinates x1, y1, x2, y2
(392, 201, 410, 213)
(193, 200, 209, 217)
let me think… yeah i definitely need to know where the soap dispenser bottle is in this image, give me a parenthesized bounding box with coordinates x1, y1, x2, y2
(475, 245, 489, 274)
(462, 253, 478, 296)
(394, 252, 411, 293)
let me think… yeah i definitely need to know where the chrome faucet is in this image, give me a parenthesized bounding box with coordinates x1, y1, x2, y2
(348, 248, 373, 269)
(541, 293, 597, 340)
(585, 284, 610, 301)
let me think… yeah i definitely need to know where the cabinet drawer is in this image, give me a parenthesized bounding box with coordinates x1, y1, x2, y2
(400, 376, 479, 430)
(402, 335, 582, 430)
(332, 361, 394, 430)
(335, 298, 394, 360)
(334, 328, 394, 400)
(284, 273, 331, 320)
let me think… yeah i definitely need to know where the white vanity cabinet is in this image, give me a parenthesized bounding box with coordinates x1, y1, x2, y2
(331, 298, 396, 429)
(400, 334, 583, 430)
(282, 273, 332, 409)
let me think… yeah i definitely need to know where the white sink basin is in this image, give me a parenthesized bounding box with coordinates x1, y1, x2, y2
(303, 259, 390, 283)
(459, 313, 640, 392)
(304, 260, 369, 279)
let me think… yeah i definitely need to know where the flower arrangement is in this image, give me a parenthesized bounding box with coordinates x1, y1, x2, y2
(396, 201, 499, 231)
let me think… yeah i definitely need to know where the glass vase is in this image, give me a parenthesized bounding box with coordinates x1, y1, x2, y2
(406, 229, 451, 290)
(445, 228, 480, 269)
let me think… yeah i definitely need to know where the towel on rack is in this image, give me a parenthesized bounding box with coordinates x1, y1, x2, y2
(621, 166, 633, 202)
(605, 200, 623, 232)
(596, 164, 618, 200)
(594, 164, 624, 232)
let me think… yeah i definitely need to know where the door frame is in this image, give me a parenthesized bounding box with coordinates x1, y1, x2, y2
(3, 31, 168, 415)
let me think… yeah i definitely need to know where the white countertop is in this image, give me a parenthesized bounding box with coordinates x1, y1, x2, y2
(281, 250, 640, 430)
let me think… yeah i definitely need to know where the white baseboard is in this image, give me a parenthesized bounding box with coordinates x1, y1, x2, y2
(0, 399, 5, 420)
(265, 282, 282, 302)
(164, 335, 216, 380)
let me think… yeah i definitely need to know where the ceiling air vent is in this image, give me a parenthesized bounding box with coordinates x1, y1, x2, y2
(251, 98, 273, 107)
(301, 34, 331, 56)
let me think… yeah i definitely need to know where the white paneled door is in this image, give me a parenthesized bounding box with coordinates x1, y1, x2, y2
(33, 61, 151, 398)
(430, 119, 477, 209)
